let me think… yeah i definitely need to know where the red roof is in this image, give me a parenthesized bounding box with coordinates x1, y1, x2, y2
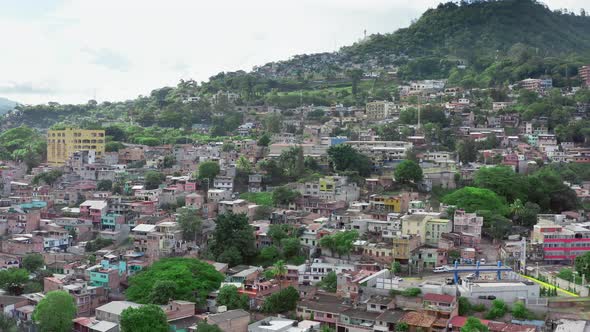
(423, 293, 455, 303)
(448, 316, 490, 328)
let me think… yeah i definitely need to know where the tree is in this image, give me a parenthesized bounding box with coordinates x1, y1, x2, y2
(272, 260, 287, 284)
(272, 186, 300, 207)
(394, 322, 409, 332)
(176, 208, 202, 242)
(391, 261, 402, 274)
(105, 141, 125, 152)
(401, 288, 422, 297)
(144, 170, 165, 190)
(458, 297, 472, 315)
(261, 286, 299, 313)
(22, 253, 44, 272)
(210, 213, 257, 266)
(33, 291, 76, 332)
(198, 161, 220, 183)
(0, 313, 17, 332)
(461, 317, 489, 332)
(394, 160, 423, 183)
(257, 133, 271, 147)
(278, 146, 305, 180)
(327, 144, 372, 177)
(96, 179, 113, 191)
(217, 285, 249, 310)
(511, 301, 530, 319)
(575, 252, 590, 281)
(442, 187, 508, 215)
(120, 304, 169, 332)
(474, 166, 528, 203)
(126, 258, 224, 304)
(267, 224, 289, 244)
(509, 199, 525, 224)
(264, 113, 283, 133)
(259, 246, 281, 265)
(149, 280, 178, 305)
(457, 139, 478, 163)
(195, 322, 223, 332)
(236, 156, 252, 173)
(319, 230, 359, 258)
(0, 268, 29, 295)
(318, 271, 337, 292)
(486, 299, 507, 319)
(281, 237, 301, 259)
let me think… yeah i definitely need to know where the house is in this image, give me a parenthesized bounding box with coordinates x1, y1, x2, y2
(206, 309, 250, 332)
(95, 301, 142, 325)
(398, 311, 437, 332)
(248, 317, 320, 332)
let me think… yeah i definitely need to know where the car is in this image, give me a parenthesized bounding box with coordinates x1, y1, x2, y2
(480, 258, 486, 264)
(486, 295, 496, 300)
(433, 266, 448, 273)
(465, 273, 476, 280)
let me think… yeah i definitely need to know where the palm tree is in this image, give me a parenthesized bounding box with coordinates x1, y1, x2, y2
(509, 199, 525, 225)
(272, 260, 287, 289)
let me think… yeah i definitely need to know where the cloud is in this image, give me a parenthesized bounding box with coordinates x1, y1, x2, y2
(0, 0, 588, 104)
(81, 48, 132, 72)
(0, 81, 55, 94)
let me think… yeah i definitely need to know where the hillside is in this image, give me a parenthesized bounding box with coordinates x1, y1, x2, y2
(0, 97, 17, 115)
(343, 0, 590, 60)
(3, 0, 590, 130)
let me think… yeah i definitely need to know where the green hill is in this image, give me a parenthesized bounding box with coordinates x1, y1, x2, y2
(344, 0, 590, 59)
(0, 97, 17, 115)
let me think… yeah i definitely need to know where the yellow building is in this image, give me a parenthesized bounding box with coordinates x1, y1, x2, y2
(401, 212, 442, 245)
(47, 128, 106, 165)
(370, 195, 402, 213)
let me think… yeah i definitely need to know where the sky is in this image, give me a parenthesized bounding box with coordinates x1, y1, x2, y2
(0, 0, 587, 105)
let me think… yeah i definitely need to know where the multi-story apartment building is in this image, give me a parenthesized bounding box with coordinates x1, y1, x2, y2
(580, 65, 590, 87)
(452, 210, 483, 244)
(519, 78, 553, 93)
(365, 101, 399, 121)
(532, 217, 590, 262)
(298, 175, 360, 202)
(47, 128, 105, 165)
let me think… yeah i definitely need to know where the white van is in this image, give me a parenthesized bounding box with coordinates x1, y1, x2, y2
(433, 266, 448, 273)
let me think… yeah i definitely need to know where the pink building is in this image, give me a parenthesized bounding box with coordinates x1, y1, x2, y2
(453, 210, 483, 244)
(79, 200, 108, 224)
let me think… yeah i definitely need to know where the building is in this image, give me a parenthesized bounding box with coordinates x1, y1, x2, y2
(248, 317, 320, 332)
(458, 280, 540, 304)
(298, 175, 360, 202)
(95, 301, 141, 325)
(520, 78, 552, 93)
(207, 309, 250, 332)
(580, 65, 590, 87)
(452, 210, 483, 246)
(366, 101, 398, 121)
(532, 218, 590, 263)
(47, 128, 106, 165)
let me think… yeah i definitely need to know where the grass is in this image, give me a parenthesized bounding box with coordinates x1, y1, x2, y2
(240, 192, 273, 207)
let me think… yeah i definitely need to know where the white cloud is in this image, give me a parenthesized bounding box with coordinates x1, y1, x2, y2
(0, 0, 587, 104)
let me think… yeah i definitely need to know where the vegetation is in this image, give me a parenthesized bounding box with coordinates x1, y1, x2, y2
(195, 322, 224, 332)
(22, 253, 44, 272)
(272, 186, 301, 206)
(240, 192, 273, 207)
(120, 304, 169, 332)
(0, 313, 17, 332)
(144, 170, 166, 190)
(328, 144, 372, 177)
(394, 159, 423, 184)
(401, 287, 422, 297)
(210, 213, 257, 266)
(198, 161, 221, 183)
(461, 317, 489, 332)
(85, 237, 114, 252)
(0, 268, 29, 295)
(125, 258, 224, 304)
(318, 271, 337, 293)
(33, 291, 77, 332)
(512, 301, 533, 320)
(217, 285, 250, 310)
(176, 207, 202, 242)
(31, 170, 63, 186)
(485, 299, 508, 319)
(319, 230, 359, 258)
(261, 286, 300, 313)
(442, 187, 508, 215)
